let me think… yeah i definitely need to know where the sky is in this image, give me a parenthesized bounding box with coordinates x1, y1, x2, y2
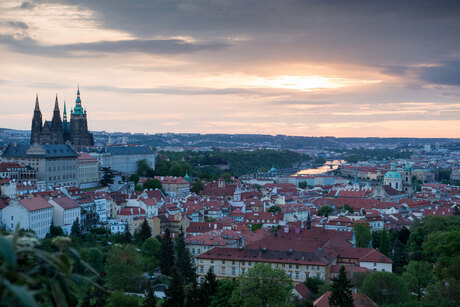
(1, 0, 460, 137)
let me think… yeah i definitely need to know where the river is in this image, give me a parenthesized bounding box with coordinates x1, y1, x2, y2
(295, 160, 346, 175)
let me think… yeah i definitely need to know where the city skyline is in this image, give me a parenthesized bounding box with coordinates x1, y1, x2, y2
(1, 0, 460, 137)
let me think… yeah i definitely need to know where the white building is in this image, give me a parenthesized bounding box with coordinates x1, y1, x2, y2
(77, 153, 99, 188)
(383, 163, 403, 191)
(94, 197, 108, 223)
(2, 196, 53, 238)
(49, 197, 81, 234)
(92, 146, 155, 175)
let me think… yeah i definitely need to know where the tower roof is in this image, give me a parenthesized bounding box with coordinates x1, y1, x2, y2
(54, 94, 60, 112)
(34, 94, 40, 112)
(72, 86, 84, 114)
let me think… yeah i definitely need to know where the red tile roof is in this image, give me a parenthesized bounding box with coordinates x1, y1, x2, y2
(19, 196, 53, 211)
(52, 197, 80, 210)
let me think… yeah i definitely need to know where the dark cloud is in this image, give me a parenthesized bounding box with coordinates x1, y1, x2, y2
(38, 0, 460, 68)
(20, 1, 35, 9)
(419, 59, 460, 86)
(0, 35, 227, 57)
(7, 21, 29, 29)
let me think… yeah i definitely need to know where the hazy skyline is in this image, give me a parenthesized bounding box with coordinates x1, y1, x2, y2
(1, 0, 460, 137)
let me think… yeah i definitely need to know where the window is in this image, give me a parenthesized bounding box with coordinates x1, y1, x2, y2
(232, 268, 236, 275)
(248, 261, 252, 266)
(282, 264, 285, 268)
(242, 268, 245, 274)
(232, 260, 235, 265)
(295, 272, 299, 279)
(242, 261, 245, 266)
(210, 260, 214, 264)
(374, 263, 376, 267)
(289, 264, 292, 269)
(200, 266, 204, 273)
(222, 260, 225, 264)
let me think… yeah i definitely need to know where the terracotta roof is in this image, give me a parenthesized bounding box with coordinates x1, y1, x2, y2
(314, 291, 378, 307)
(52, 197, 80, 209)
(294, 283, 312, 299)
(19, 196, 53, 211)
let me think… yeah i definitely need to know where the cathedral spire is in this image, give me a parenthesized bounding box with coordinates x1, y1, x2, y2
(63, 100, 67, 122)
(54, 94, 60, 112)
(73, 85, 84, 114)
(34, 94, 40, 111)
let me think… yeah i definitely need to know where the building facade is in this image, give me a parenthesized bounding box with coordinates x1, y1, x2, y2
(77, 153, 99, 188)
(2, 143, 79, 187)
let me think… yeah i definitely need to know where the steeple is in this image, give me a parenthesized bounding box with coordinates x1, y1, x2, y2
(73, 85, 84, 114)
(53, 94, 60, 112)
(63, 100, 67, 122)
(34, 94, 40, 112)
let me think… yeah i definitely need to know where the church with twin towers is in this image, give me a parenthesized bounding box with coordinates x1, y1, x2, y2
(30, 87, 94, 146)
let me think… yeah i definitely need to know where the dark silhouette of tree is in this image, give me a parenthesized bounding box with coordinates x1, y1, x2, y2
(353, 222, 371, 248)
(143, 179, 162, 191)
(330, 266, 354, 307)
(164, 267, 185, 307)
(379, 229, 390, 256)
(143, 280, 157, 307)
(191, 180, 204, 194)
(160, 228, 174, 276)
(100, 167, 115, 186)
(71, 217, 81, 236)
(200, 269, 218, 306)
(318, 205, 333, 217)
(136, 219, 152, 243)
(175, 233, 196, 283)
(121, 223, 132, 244)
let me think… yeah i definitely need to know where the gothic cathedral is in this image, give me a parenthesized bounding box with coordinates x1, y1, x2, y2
(30, 87, 94, 146)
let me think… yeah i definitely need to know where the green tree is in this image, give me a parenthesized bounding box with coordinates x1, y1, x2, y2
(330, 266, 354, 307)
(100, 167, 115, 186)
(122, 223, 132, 244)
(86, 247, 104, 273)
(318, 206, 333, 217)
(105, 245, 144, 291)
(353, 222, 371, 248)
(164, 267, 185, 307)
(343, 204, 354, 214)
(175, 234, 196, 284)
(143, 280, 157, 307)
(402, 261, 434, 300)
(267, 206, 282, 213)
(136, 219, 152, 243)
(251, 223, 263, 232)
(391, 239, 409, 275)
(107, 291, 141, 307)
(360, 271, 409, 305)
(379, 229, 390, 256)
(143, 179, 163, 191)
(185, 281, 201, 307)
(129, 174, 140, 184)
(71, 217, 81, 236)
(298, 181, 308, 189)
(48, 222, 64, 237)
(191, 180, 204, 194)
(229, 263, 293, 307)
(137, 159, 155, 177)
(142, 237, 161, 255)
(160, 228, 174, 276)
(210, 279, 237, 307)
(200, 269, 218, 306)
(304, 276, 325, 295)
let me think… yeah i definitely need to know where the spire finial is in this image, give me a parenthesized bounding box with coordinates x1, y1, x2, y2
(34, 94, 40, 111)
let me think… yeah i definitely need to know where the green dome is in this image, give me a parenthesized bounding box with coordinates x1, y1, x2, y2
(72, 87, 84, 115)
(384, 170, 402, 179)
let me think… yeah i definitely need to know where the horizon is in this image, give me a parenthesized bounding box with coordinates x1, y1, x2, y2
(1, 0, 460, 138)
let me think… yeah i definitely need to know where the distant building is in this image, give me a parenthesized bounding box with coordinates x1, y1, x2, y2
(2, 196, 53, 238)
(90, 146, 155, 175)
(2, 143, 79, 187)
(49, 197, 81, 234)
(383, 163, 402, 191)
(77, 153, 99, 188)
(30, 88, 94, 146)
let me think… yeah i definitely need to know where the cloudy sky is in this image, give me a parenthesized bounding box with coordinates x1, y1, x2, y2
(1, 0, 459, 137)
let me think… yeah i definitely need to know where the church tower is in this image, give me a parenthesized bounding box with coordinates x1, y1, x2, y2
(30, 94, 42, 144)
(70, 87, 94, 146)
(50, 95, 64, 144)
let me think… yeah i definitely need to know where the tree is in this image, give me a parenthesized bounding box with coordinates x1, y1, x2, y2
(107, 291, 141, 307)
(105, 245, 144, 291)
(136, 219, 152, 243)
(343, 204, 354, 214)
(200, 269, 218, 306)
(304, 276, 325, 295)
(48, 222, 64, 237)
(360, 271, 409, 305)
(86, 247, 104, 273)
(160, 228, 174, 276)
(129, 174, 140, 184)
(298, 181, 308, 189)
(137, 159, 155, 177)
(191, 180, 204, 194)
(402, 261, 434, 300)
(391, 239, 409, 274)
(175, 234, 196, 284)
(143, 280, 157, 307)
(318, 206, 333, 217)
(229, 263, 293, 307)
(210, 279, 237, 307)
(379, 229, 390, 256)
(100, 167, 115, 186)
(143, 179, 162, 191)
(268, 206, 282, 213)
(71, 217, 81, 236)
(330, 266, 354, 307)
(122, 223, 132, 244)
(142, 237, 161, 256)
(353, 222, 371, 248)
(164, 267, 185, 307)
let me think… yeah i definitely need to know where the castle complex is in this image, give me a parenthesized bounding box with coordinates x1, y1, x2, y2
(30, 87, 94, 146)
